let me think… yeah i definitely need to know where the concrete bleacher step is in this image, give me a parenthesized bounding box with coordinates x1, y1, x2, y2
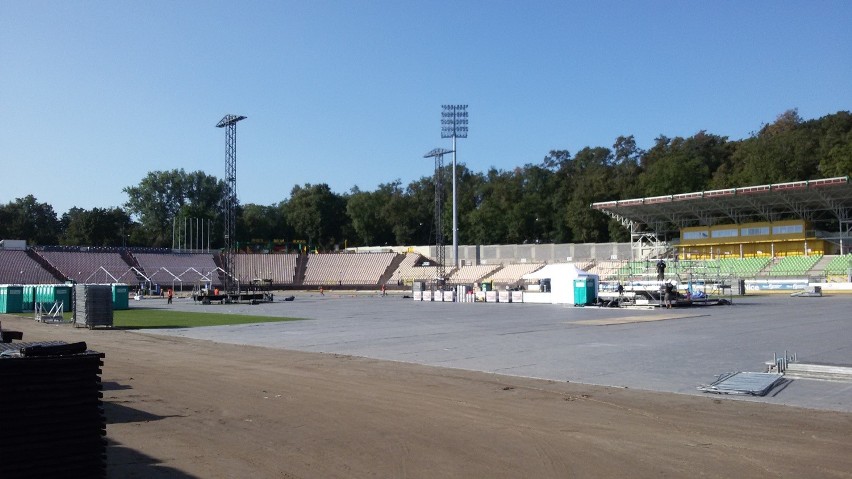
(379, 254, 406, 285)
(25, 250, 68, 282)
(811, 255, 836, 275)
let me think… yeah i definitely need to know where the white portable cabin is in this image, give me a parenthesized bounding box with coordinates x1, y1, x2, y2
(522, 263, 599, 305)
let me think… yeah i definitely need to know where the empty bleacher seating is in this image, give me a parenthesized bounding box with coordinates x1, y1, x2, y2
(447, 264, 501, 284)
(132, 252, 221, 285)
(824, 254, 852, 276)
(0, 250, 60, 284)
(716, 257, 771, 277)
(302, 252, 396, 285)
(617, 260, 650, 278)
(584, 260, 624, 280)
(233, 253, 298, 285)
(387, 253, 451, 283)
(485, 263, 545, 283)
(767, 255, 822, 276)
(38, 250, 132, 283)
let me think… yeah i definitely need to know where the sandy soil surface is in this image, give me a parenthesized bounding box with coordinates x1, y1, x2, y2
(4, 315, 852, 479)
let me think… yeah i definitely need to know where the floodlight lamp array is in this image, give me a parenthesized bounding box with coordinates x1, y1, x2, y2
(441, 104, 468, 138)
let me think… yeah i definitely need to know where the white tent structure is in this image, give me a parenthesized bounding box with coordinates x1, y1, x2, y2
(522, 263, 599, 305)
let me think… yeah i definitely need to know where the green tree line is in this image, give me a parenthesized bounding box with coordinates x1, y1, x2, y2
(2, 110, 850, 249)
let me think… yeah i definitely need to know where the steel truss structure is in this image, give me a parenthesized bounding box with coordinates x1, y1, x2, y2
(216, 114, 246, 294)
(424, 148, 453, 285)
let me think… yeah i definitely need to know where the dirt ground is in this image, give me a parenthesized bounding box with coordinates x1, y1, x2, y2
(4, 315, 852, 479)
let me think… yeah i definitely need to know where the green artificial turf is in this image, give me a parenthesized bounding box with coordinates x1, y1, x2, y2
(112, 308, 306, 329)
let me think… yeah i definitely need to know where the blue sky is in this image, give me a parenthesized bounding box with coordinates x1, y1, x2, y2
(2, 1, 851, 215)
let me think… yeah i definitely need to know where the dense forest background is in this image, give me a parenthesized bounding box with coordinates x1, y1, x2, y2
(2, 110, 851, 250)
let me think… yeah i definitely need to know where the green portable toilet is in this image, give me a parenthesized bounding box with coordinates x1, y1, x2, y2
(33, 284, 47, 312)
(34, 284, 62, 311)
(53, 285, 72, 312)
(573, 277, 597, 306)
(112, 283, 129, 310)
(36, 284, 49, 306)
(0, 285, 24, 313)
(21, 285, 35, 311)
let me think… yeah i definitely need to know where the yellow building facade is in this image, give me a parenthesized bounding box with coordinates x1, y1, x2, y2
(678, 220, 834, 259)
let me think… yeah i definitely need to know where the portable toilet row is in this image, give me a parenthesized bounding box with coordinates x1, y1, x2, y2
(18, 285, 73, 312)
(33, 285, 72, 312)
(0, 284, 128, 312)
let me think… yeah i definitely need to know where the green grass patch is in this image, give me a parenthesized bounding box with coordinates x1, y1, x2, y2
(113, 308, 306, 329)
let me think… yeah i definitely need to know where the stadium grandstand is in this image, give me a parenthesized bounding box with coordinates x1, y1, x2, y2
(1, 245, 849, 291)
(592, 176, 852, 284)
(593, 176, 852, 260)
(1, 177, 850, 292)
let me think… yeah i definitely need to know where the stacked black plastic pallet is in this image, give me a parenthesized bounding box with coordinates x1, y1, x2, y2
(0, 341, 106, 479)
(74, 284, 113, 328)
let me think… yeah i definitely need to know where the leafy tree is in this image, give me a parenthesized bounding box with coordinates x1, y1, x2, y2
(640, 132, 731, 195)
(346, 185, 394, 246)
(123, 169, 227, 247)
(0, 195, 60, 245)
(237, 203, 293, 249)
(466, 168, 516, 244)
(466, 164, 556, 245)
(816, 111, 852, 177)
(401, 176, 437, 246)
(722, 109, 820, 186)
(552, 147, 616, 242)
(60, 207, 134, 246)
(285, 183, 347, 249)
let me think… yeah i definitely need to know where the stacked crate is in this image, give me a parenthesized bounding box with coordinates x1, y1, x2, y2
(0, 341, 106, 478)
(74, 284, 114, 328)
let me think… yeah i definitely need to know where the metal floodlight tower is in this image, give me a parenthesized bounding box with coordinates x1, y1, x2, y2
(424, 148, 453, 285)
(441, 104, 468, 267)
(216, 114, 246, 294)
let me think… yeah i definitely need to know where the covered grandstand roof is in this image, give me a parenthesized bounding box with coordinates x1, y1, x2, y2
(591, 176, 852, 230)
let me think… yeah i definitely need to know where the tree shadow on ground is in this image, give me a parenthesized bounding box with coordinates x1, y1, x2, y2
(108, 438, 200, 479)
(104, 401, 185, 425)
